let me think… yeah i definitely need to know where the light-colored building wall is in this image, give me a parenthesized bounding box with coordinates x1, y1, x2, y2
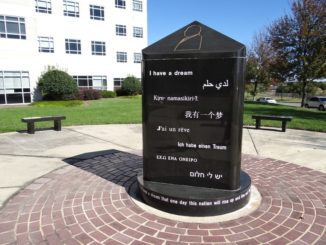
(0, 0, 147, 104)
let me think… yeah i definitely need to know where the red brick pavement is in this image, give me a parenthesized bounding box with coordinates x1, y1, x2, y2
(0, 152, 325, 244)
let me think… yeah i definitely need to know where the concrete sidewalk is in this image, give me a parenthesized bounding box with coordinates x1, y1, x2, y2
(0, 124, 325, 208)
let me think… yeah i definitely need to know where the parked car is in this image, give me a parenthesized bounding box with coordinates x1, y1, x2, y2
(304, 96, 326, 111)
(256, 97, 277, 104)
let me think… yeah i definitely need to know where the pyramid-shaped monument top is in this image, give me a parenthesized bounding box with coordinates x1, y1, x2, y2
(143, 21, 246, 59)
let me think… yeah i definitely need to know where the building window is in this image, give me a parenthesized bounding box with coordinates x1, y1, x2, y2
(90, 5, 104, 21)
(38, 36, 54, 53)
(73, 75, 107, 90)
(133, 0, 143, 12)
(116, 25, 126, 36)
(91, 41, 106, 56)
(0, 16, 26, 40)
(63, 0, 79, 17)
(117, 52, 127, 63)
(134, 53, 141, 63)
(35, 0, 52, 14)
(115, 0, 126, 9)
(0, 71, 31, 104)
(133, 27, 143, 38)
(114, 78, 124, 88)
(65, 39, 81, 54)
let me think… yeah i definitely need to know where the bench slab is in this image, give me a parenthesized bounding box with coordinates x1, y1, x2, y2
(252, 115, 292, 132)
(21, 116, 66, 134)
(22, 116, 66, 123)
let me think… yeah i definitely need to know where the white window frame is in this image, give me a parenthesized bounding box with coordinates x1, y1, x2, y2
(35, 0, 52, 14)
(90, 5, 105, 21)
(0, 15, 26, 40)
(65, 39, 81, 54)
(133, 26, 143, 38)
(133, 52, 142, 63)
(0, 71, 31, 104)
(91, 41, 106, 56)
(133, 0, 143, 12)
(73, 75, 107, 90)
(63, 0, 80, 17)
(114, 78, 124, 87)
(116, 52, 127, 63)
(115, 0, 126, 9)
(38, 36, 54, 53)
(116, 24, 127, 36)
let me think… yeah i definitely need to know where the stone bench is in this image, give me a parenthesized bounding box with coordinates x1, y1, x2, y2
(252, 115, 293, 132)
(21, 116, 66, 134)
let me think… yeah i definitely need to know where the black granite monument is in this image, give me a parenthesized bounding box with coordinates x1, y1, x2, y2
(138, 21, 251, 216)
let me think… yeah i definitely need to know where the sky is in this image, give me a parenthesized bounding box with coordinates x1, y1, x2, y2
(147, 0, 292, 47)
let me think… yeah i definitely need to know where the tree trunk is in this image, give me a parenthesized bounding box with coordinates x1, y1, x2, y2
(300, 81, 307, 107)
(253, 80, 258, 100)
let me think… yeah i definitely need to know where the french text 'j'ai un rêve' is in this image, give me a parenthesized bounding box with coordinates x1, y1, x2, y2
(156, 125, 190, 133)
(148, 70, 194, 77)
(153, 95, 199, 102)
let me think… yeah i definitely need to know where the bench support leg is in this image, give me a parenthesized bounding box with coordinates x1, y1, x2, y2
(27, 122, 35, 134)
(282, 121, 287, 132)
(255, 119, 261, 129)
(54, 120, 62, 131)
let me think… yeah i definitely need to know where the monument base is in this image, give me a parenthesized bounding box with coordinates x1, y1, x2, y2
(137, 171, 251, 216)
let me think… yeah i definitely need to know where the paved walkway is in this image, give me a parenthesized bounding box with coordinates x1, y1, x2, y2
(0, 125, 325, 244)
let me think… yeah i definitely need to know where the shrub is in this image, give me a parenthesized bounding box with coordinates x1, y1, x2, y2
(78, 88, 102, 100)
(121, 76, 142, 96)
(101, 90, 117, 98)
(38, 68, 78, 100)
(116, 88, 129, 97)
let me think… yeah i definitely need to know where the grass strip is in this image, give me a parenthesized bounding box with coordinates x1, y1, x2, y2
(244, 101, 326, 132)
(0, 97, 141, 133)
(0, 97, 325, 133)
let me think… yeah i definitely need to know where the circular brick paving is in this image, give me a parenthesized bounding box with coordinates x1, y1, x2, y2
(0, 151, 325, 244)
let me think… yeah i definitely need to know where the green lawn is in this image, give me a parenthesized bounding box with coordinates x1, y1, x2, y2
(0, 97, 325, 133)
(244, 102, 326, 132)
(0, 97, 142, 133)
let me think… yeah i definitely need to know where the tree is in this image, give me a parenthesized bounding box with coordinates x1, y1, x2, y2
(245, 31, 272, 100)
(121, 75, 142, 95)
(268, 0, 326, 106)
(38, 68, 78, 100)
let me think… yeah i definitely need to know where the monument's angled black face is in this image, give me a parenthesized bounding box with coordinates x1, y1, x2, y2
(143, 58, 243, 190)
(139, 21, 251, 216)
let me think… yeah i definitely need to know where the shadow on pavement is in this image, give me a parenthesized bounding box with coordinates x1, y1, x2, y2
(16, 127, 55, 134)
(63, 149, 144, 201)
(243, 126, 283, 133)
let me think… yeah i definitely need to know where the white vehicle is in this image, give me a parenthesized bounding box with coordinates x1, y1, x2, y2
(256, 97, 277, 104)
(304, 96, 326, 111)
